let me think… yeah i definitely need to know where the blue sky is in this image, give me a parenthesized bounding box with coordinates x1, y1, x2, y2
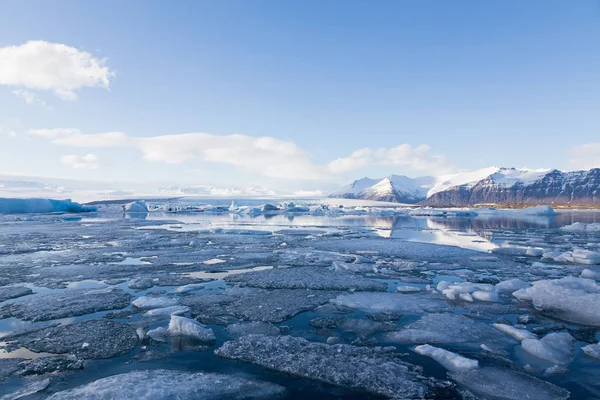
(1, 0, 599, 192)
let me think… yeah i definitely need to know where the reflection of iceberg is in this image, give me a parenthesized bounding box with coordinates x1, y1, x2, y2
(384, 218, 498, 252)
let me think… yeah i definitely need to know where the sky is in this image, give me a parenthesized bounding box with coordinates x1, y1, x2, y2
(1, 0, 599, 193)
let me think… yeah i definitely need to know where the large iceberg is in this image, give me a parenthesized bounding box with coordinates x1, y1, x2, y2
(0, 198, 96, 214)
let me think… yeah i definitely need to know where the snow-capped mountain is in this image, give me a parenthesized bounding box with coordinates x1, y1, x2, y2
(329, 175, 435, 204)
(423, 167, 600, 206)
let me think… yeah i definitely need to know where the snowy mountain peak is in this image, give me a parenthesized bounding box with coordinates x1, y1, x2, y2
(329, 175, 434, 204)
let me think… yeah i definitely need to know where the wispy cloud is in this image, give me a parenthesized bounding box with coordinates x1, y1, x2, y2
(12, 89, 49, 108)
(0, 41, 113, 100)
(30, 128, 457, 179)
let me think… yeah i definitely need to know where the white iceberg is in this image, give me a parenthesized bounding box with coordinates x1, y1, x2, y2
(132, 296, 179, 310)
(123, 201, 148, 213)
(168, 315, 215, 342)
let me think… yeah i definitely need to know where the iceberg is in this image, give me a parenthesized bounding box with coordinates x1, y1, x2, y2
(0, 198, 96, 214)
(168, 315, 215, 342)
(122, 200, 148, 213)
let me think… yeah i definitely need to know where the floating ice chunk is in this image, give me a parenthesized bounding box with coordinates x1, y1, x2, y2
(123, 201, 148, 213)
(1, 378, 50, 400)
(332, 261, 375, 273)
(215, 334, 440, 398)
(397, 285, 422, 293)
(582, 343, 600, 359)
(176, 283, 206, 294)
(132, 296, 179, 310)
(414, 344, 479, 372)
(471, 290, 500, 302)
(525, 247, 544, 257)
(437, 281, 499, 302)
(331, 292, 449, 314)
(493, 323, 537, 342)
(353, 255, 375, 264)
(544, 249, 600, 265)
(147, 327, 169, 342)
(459, 293, 473, 302)
(449, 367, 570, 400)
(581, 268, 600, 280)
(0, 198, 96, 214)
(512, 277, 600, 326)
(384, 313, 506, 345)
(496, 278, 530, 291)
(168, 315, 215, 342)
(17, 355, 84, 376)
(560, 222, 600, 232)
(521, 332, 574, 364)
(47, 370, 285, 399)
(144, 305, 189, 318)
(544, 365, 568, 375)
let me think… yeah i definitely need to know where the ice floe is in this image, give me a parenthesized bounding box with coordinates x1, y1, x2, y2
(0, 288, 132, 322)
(384, 313, 508, 345)
(225, 266, 386, 291)
(14, 320, 138, 359)
(330, 292, 450, 314)
(47, 370, 286, 399)
(449, 367, 570, 400)
(582, 343, 600, 359)
(215, 334, 451, 398)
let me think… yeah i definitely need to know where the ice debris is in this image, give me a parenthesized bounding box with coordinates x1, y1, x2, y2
(582, 343, 600, 359)
(132, 296, 179, 310)
(330, 292, 449, 314)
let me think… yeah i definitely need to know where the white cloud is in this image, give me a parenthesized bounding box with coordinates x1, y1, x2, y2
(326, 144, 456, 175)
(0, 41, 113, 100)
(32, 128, 457, 179)
(12, 89, 48, 108)
(568, 143, 600, 170)
(60, 154, 102, 169)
